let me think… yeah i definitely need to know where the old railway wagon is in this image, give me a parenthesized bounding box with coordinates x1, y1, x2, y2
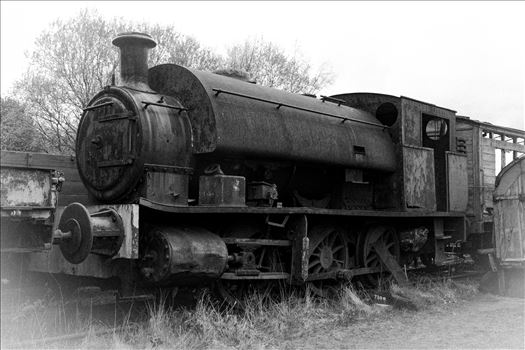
(455, 117, 525, 252)
(2, 32, 524, 301)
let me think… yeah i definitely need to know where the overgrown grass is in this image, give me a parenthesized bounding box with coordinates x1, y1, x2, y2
(1, 278, 480, 349)
(390, 277, 479, 310)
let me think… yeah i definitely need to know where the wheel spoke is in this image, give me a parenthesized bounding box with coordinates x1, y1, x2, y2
(309, 259, 321, 269)
(366, 255, 378, 265)
(307, 226, 352, 298)
(360, 228, 399, 286)
(332, 245, 344, 253)
(328, 233, 338, 247)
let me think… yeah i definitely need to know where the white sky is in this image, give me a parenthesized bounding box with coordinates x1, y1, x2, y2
(1, 1, 524, 129)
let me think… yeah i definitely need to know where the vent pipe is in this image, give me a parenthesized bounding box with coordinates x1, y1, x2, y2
(112, 32, 156, 90)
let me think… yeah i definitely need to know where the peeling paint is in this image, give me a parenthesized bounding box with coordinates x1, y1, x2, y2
(403, 146, 436, 210)
(1, 168, 52, 207)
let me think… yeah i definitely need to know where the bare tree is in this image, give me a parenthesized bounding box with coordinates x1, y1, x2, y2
(14, 9, 224, 154)
(225, 38, 333, 94)
(0, 97, 46, 152)
(14, 10, 121, 154)
(13, 10, 333, 154)
(144, 24, 225, 71)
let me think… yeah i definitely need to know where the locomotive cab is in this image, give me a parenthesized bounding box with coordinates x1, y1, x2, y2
(333, 93, 469, 264)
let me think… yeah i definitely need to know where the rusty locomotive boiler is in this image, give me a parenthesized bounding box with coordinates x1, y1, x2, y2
(15, 31, 525, 301)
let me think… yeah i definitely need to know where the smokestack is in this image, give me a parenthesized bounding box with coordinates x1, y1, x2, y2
(112, 32, 156, 90)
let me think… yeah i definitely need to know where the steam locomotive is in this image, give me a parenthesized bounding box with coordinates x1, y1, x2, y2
(6, 32, 524, 301)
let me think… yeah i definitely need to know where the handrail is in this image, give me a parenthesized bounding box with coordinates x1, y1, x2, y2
(141, 101, 188, 114)
(212, 88, 388, 129)
(83, 102, 113, 112)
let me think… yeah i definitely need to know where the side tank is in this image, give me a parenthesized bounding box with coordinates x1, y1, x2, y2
(149, 64, 396, 172)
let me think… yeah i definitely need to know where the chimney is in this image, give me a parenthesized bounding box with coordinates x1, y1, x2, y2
(112, 32, 156, 90)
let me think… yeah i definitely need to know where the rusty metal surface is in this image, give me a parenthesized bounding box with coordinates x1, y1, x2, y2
(0, 168, 53, 207)
(139, 197, 464, 217)
(0, 167, 58, 252)
(57, 202, 93, 264)
(112, 32, 157, 91)
(145, 171, 188, 206)
(289, 215, 309, 284)
(0, 150, 96, 207)
(403, 146, 436, 210)
(75, 34, 192, 203)
(401, 97, 457, 148)
(493, 157, 525, 264)
(26, 204, 139, 277)
(76, 87, 192, 203)
(447, 152, 468, 211)
(0, 160, 61, 252)
(56, 203, 125, 264)
(141, 226, 228, 285)
(148, 64, 396, 172)
(198, 175, 245, 206)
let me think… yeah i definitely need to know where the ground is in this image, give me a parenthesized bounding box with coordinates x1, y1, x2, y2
(2, 281, 524, 349)
(293, 293, 525, 349)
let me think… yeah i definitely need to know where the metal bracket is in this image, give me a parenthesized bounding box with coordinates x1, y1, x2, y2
(265, 215, 289, 228)
(320, 95, 345, 106)
(144, 163, 194, 175)
(288, 215, 309, 285)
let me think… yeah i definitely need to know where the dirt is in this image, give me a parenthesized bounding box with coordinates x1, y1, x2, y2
(293, 293, 525, 349)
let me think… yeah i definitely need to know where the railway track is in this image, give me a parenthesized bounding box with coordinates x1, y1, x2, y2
(1, 266, 485, 348)
(5, 324, 141, 349)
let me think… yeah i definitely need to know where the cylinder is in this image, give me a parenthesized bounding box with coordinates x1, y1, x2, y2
(140, 226, 228, 285)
